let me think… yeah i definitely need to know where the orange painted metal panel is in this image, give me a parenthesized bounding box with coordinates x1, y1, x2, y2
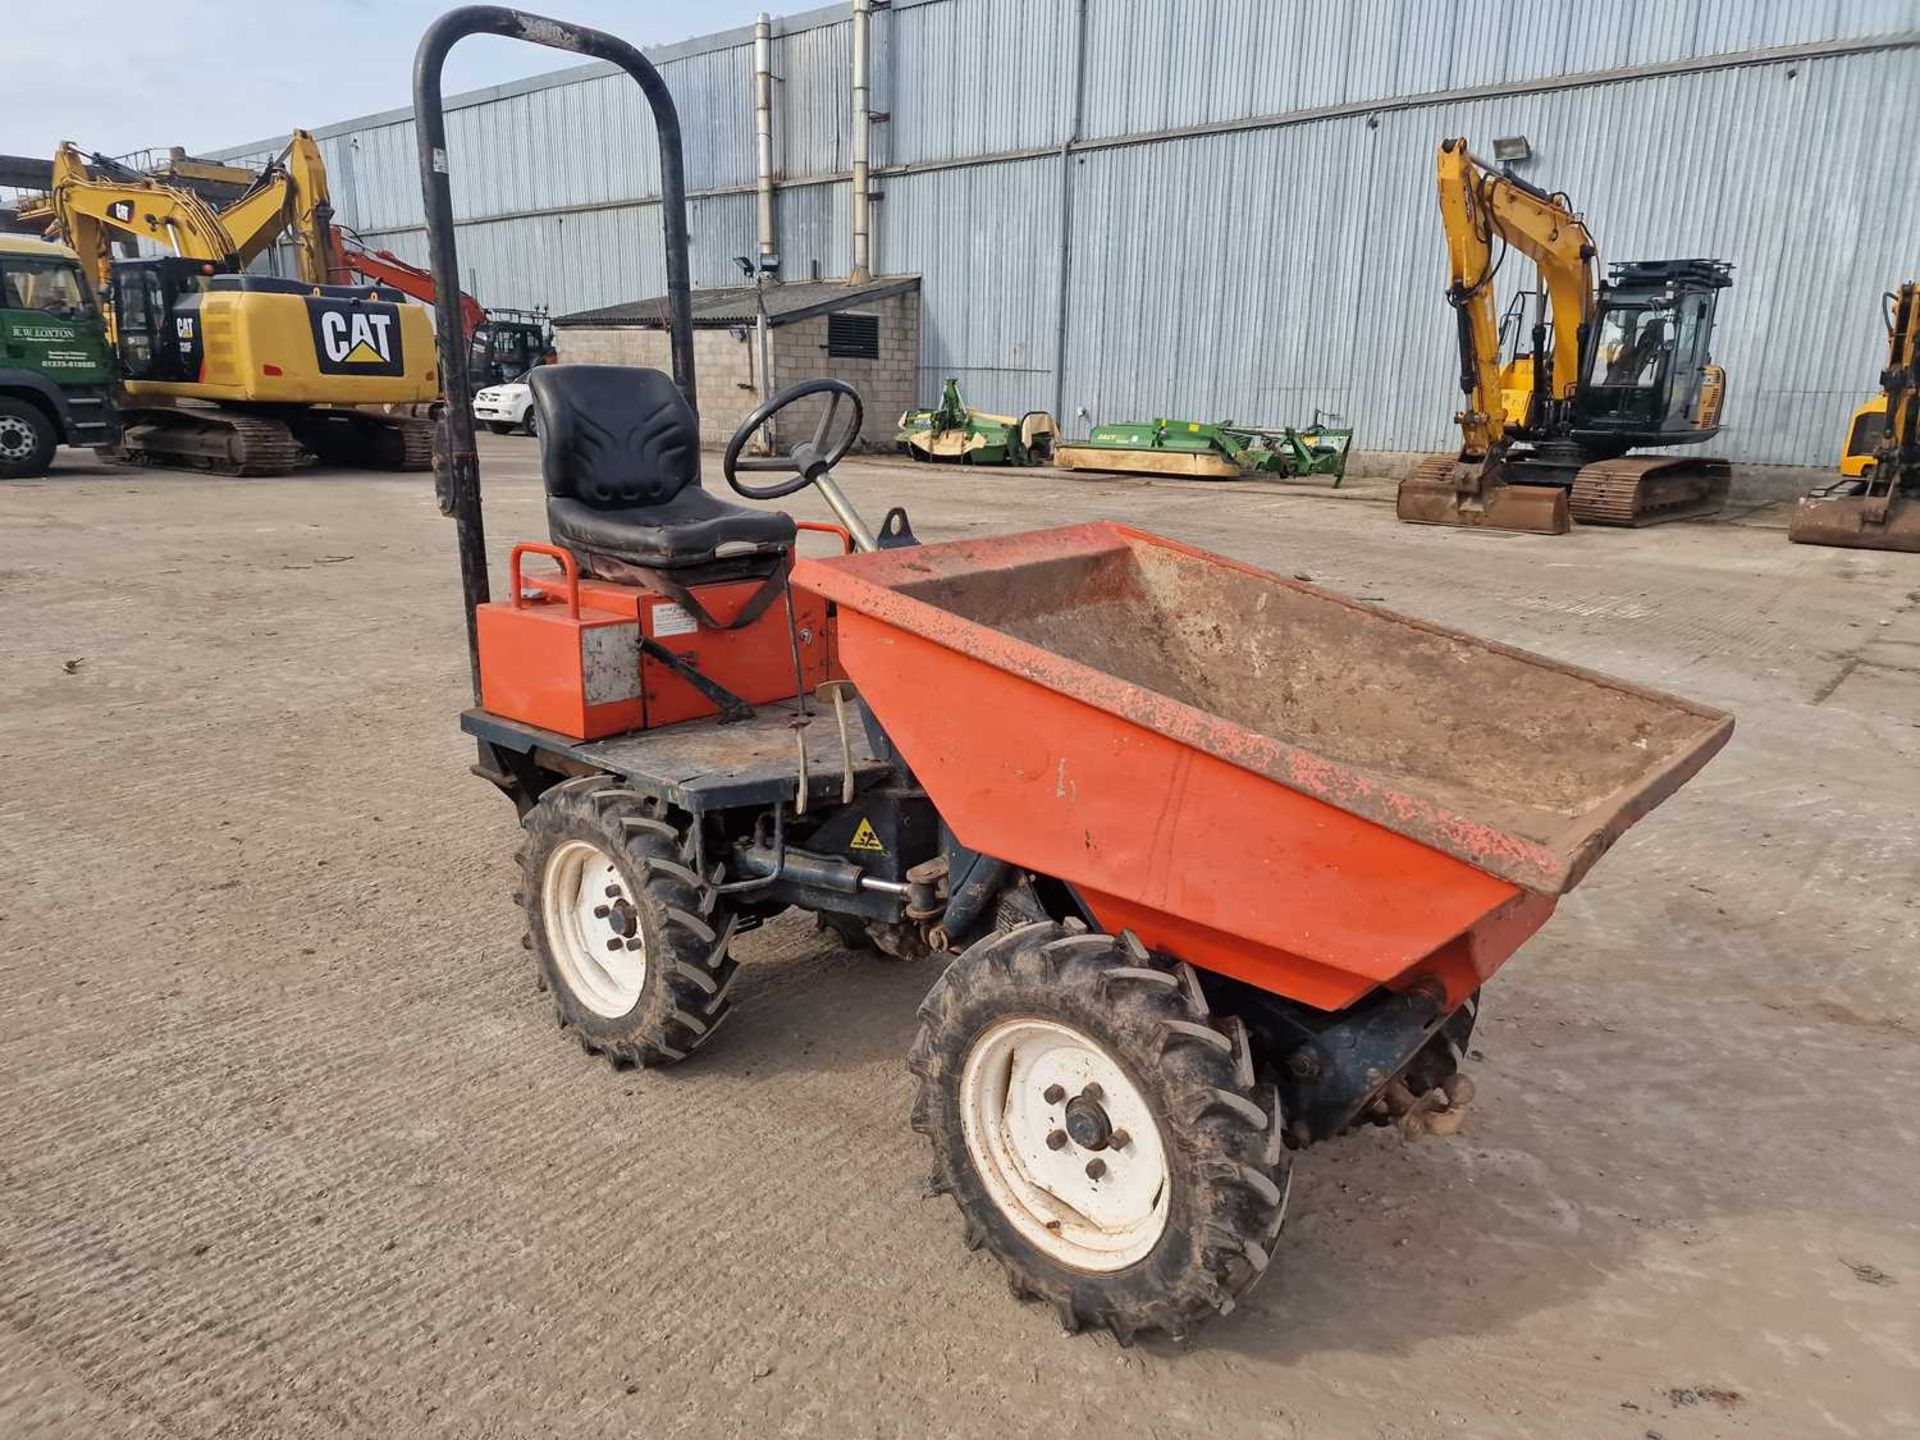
(796, 522, 1731, 896)
(477, 598, 642, 740)
(481, 555, 837, 741)
(835, 611, 1522, 1010)
(797, 521, 1730, 1008)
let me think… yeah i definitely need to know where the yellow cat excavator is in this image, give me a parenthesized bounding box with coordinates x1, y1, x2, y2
(1397, 138, 1735, 534)
(1789, 284, 1919, 551)
(22, 138, 436, 474)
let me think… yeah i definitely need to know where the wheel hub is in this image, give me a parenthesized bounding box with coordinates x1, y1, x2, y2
(1063, 1091, 1113, 1150)
(540, 839, 647, 1017)
(959, 1017, 1169, 1272)
(0, 418, 32, 459)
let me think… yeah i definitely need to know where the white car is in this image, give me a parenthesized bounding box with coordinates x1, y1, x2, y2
(473, 373, 536, 436)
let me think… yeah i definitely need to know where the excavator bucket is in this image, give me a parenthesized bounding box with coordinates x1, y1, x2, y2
(1395, 455, 1571, 535)
(1788, 490, 1920, 552)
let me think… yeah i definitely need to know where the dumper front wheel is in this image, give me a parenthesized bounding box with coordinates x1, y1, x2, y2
(909, 922, 1288, 1342)
(517, 776, 738, 1067)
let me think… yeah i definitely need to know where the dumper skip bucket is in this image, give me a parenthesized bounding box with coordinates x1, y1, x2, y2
(795, 523, 1731, 1011)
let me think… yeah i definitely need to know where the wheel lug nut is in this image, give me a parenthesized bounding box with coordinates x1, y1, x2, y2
(1109, 1129, 1129, 1150)
(1081, 1083, 1103, 1102)
(625, 938, 644, 951)
(1085, 1158, 1106, 1180)
(605, 885, 622, 899)
(1043, 1084, 1065, 1105)
(594, 905, 610, 918)
(1046, 1129, 1069, 1151)
(605, 938, 622, 952)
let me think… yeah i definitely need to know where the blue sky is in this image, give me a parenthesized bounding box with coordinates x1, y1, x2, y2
(8, 0, 775, 161)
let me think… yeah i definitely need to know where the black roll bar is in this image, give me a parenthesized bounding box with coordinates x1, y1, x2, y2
(413, 6, 697, 699)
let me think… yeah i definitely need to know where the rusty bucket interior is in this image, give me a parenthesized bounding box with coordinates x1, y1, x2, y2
(800, 523, 1733, 897)
(1788, 490, 1920, 552)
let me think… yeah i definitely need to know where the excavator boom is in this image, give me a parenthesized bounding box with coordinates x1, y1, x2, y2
(1435, 138, 1595, 457)
(23, 143, 241, 298)
(1398, 138, 1596, 534)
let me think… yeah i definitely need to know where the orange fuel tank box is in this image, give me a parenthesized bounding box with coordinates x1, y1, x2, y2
(477, 543, 837, 739)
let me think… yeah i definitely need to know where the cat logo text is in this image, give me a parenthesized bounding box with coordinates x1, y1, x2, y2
(306, 299, 406, 377)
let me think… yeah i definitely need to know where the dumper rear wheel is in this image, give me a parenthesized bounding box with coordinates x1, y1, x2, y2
(909, 922, 1288, 1342)
(517, 776, 738, 1067)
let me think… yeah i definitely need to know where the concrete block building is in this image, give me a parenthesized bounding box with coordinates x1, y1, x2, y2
(552, 277, 920, 450)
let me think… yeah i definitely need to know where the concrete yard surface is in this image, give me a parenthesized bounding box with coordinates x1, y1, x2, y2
(2, 438, 1916, 1439)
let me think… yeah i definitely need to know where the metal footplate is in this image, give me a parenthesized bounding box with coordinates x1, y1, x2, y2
(1569, 456, 1730, 526)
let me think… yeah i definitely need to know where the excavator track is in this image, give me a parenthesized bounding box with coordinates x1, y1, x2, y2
(394, 417, 436, 471)
(115, 409, 304, 477)
(286, 410, 437, 471)
(1568, 456, 1730, 527)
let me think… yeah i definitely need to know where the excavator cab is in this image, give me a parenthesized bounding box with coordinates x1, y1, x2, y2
(1575, 260, 1732, 447)
(110, 256, 225, 383)
(468, 308, 554, 388)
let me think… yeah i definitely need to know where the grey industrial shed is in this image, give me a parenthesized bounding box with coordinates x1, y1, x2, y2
(214, 1, 1920, 465)
(551, 276, 921, 448)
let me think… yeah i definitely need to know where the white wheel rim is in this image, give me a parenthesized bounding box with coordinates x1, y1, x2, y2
(541, 839, 646, 1017)
(960, 1016, 1170, 1272)
(0, 417, 34, 460)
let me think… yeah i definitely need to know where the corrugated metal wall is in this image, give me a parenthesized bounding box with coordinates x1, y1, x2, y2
(213, 0, 1920, 463)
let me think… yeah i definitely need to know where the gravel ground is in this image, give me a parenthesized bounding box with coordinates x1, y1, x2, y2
(2, 437, 1915, 1439)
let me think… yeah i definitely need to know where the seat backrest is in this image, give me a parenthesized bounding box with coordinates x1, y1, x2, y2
(530, 364, 700, 509)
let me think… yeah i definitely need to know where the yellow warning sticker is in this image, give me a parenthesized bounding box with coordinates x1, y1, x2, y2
(849, 818, 886, 853)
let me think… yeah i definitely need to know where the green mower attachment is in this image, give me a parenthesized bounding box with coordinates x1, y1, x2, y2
(1056, 411, 1353, 483)
(896, 378, 1058, 465)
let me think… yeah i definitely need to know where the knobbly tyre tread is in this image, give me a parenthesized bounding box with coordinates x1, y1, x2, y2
(517, 775, 738, 1067)
(908, 921, 1289, 1343)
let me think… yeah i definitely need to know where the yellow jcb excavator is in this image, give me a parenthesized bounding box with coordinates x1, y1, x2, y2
(1397, 138, 1735, 534)
(22, 138, 436, 474)
(1789, 284, 1919, 551)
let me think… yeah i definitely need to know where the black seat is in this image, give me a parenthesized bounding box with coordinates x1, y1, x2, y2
(531, 365, 795, 577)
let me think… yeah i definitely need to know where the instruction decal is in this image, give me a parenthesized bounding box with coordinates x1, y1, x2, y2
(650, 602, 699, 638)
(848, 818, 886, 853)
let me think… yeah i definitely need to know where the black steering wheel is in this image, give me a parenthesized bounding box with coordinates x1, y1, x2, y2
(722, 378, 865, 500)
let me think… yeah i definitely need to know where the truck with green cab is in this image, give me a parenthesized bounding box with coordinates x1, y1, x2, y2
(0, 233, 117, 478)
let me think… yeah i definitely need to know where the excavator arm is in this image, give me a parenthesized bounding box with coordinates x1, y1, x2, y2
(331, 230, 488, 338)
(26, 143, 240, 297)
(1435, 137, 1597, 459)
(218, 131, 346, 286)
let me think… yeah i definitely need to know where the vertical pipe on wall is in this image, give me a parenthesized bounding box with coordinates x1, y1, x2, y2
(850, 0, 873, 282)
(1051, 0, 1089, 422)
(754, 13, 776, 262)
